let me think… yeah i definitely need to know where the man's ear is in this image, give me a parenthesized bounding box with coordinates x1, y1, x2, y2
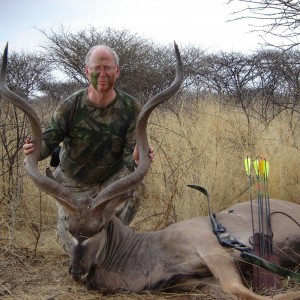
(116, 66, 120, 78)
(85, 66, 90, 78)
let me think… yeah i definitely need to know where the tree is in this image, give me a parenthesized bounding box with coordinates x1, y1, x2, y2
(1, 49, 51, 99)
(227, 0, 300, 50)
(37, 26, 195, 103)
(0, 49, 50, 212)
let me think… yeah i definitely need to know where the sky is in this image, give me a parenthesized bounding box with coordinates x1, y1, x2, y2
(0, 0, 266, 53)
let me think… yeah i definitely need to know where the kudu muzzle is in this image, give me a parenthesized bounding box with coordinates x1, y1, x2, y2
(69, 244, 86, 281)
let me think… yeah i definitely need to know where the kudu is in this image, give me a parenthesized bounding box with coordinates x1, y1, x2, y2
(1, 42, 300, 300)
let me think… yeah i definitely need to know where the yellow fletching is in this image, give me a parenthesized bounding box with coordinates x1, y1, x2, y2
(259, 158, 265, 177)
(264, 160, 269, 180)
(243, 156, 269, 180)
(253, 157, 270, 179)
(253, 159, 259, 177)
(244, 157, 251, 176)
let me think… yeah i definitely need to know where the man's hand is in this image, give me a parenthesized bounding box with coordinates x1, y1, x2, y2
(133, 145, 155, 166)
(23, 137, 35, 155)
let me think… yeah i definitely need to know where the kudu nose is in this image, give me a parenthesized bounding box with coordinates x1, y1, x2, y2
(69, 264, 84, 281)
(68, 243, 86, 281)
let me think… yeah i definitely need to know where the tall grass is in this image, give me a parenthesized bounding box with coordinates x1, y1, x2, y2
(1, 96, 300, 246)
(138, 97, 300, 229)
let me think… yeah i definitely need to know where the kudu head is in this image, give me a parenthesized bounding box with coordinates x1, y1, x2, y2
(0, 42, 183, 279)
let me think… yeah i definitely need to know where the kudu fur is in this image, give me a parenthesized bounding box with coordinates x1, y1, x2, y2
(1, 42, 300, 300)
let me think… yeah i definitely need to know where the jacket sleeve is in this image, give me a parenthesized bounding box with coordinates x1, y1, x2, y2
(40, 97, 75, 160)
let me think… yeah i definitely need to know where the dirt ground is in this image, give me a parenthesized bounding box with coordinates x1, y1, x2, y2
(1, 228, 299, 300)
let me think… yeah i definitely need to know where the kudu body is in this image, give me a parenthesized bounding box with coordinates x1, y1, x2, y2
(1, 43, 300, 300)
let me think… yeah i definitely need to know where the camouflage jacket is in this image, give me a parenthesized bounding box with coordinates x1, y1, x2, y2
(40, 88, 141, 185)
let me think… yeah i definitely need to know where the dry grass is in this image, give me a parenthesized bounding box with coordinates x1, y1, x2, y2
(145, 98, 300, 225)
(1, 97, 300, 299)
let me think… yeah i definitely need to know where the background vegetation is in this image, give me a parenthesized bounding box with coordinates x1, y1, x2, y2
(1, 2, 300, 296)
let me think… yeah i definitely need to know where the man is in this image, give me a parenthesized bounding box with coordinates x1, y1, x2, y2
(23, 45, 154, 253)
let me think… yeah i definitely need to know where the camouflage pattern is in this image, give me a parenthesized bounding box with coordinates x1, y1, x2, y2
(39, 87, 143, 254)
(41, 88, 141, 185)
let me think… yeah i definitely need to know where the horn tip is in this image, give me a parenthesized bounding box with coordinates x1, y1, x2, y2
(3, 42, 8, 55)
(1, 42, 9, 81)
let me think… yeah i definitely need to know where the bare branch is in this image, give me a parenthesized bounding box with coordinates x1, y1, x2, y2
(227, 0, 300, 50)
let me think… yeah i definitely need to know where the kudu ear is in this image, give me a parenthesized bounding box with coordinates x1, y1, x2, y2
(91, 191, 132, 225)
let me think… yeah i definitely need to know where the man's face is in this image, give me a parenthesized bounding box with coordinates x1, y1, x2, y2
(85, 48, 120, 93)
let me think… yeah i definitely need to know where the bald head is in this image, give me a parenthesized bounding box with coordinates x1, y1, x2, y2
(85, 45, 119, 66)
